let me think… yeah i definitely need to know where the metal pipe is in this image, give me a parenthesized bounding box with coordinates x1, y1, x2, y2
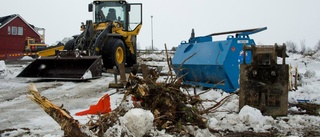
(151, 15, 154, 51)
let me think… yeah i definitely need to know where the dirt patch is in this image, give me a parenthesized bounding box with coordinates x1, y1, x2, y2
(0, 128, 31, 136)
(289, 103, 320, 116)
(224, 131, 276, 137)
(36, 83, 64, 92)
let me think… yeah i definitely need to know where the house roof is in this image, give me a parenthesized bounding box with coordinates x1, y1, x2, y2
(0, 14, 16, 28)
(0, 14, 41, 37)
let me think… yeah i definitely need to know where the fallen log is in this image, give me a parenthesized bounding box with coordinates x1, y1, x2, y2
(298, 103, 320, 116)
(28, 84, 91, 137)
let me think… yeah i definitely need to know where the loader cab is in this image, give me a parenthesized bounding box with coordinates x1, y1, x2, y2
(89, 0, 142, 31)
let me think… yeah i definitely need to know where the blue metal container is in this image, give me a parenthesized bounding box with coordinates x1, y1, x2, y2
(172, 27, 267, 92)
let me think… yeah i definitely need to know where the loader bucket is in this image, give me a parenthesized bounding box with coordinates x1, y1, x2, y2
(17, 56, 102, 80)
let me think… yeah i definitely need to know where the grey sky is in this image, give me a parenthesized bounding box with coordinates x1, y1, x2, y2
(1, 0, 319, 50)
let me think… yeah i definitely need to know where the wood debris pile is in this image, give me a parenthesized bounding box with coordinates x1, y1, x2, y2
(27, 67, 217, 136)
(26, 48, 231, 136)
(125, 69, 207, 133)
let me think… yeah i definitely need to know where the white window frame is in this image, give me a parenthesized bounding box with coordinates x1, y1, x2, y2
(18, 27, 23, 35)
(12, 26, 17, 35)
(7, 26, 11, 35)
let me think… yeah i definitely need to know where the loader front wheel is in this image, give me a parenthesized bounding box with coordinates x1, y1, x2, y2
(101, 38, 126, 69)
(115, 46, 125, 65)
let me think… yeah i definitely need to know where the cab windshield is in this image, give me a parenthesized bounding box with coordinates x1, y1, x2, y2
(94, 1, 126, 24)
(91, 1, 142, 31)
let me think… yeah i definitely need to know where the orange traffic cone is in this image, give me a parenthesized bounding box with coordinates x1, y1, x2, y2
(75, 93, 111, 116)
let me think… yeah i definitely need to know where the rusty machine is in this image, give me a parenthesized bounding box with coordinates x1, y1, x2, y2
(172, 27, 289, 116)
(239, 44, 289, 116)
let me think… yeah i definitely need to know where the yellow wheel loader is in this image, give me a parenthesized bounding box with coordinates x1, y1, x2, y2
(25, 37, 47, 52)
(18, 0, 142, 80)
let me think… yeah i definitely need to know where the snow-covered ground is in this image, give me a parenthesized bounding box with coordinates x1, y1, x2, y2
(0, 52, 320, 136)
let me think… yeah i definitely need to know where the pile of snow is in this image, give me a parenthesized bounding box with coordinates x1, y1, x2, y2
(0, 61, 7, 79)
(105, 108, 154, 137)
(139, 52, 175, 75)
(238, 105, 274, 132)
(20, 56, 33, 60)
(284, 53, 320, 104)
(0, 60, 22, 79)
(0, 61, 5, 70)
(82, 70, 93, 79)
(140, 53, 166, 61)
(121, 108, 154, 136)
(304, 70, 316, 79)
(311, 50, 320, 60)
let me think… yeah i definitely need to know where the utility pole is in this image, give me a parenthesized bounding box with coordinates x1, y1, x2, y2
(151, 15, 154, 51)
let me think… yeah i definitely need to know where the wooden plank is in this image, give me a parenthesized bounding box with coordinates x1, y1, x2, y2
(108, 83, 125, 88)
(119, 63, 126, 85)
(141, 64, 149, 79)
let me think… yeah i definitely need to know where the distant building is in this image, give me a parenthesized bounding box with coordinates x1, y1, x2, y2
(0, 14, 42, 60)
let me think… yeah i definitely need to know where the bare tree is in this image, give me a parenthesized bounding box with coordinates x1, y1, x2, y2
(286, 41, 298, 53)
(300, 40, 306, 55)
(314, 40, 320, 51)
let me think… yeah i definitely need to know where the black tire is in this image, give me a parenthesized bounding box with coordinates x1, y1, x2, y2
(101, 38, 126, 69)
(64, 39, 75, 50)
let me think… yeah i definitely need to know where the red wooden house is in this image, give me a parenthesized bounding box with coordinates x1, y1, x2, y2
(0, 14, 42, 60)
